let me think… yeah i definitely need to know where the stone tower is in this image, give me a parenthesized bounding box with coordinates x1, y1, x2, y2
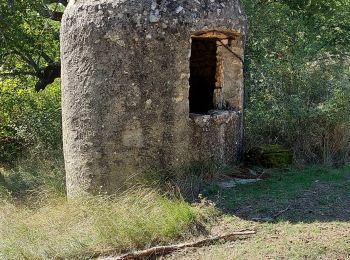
(61, 0, 248, 196)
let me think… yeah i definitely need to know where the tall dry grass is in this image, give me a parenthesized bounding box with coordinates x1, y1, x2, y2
(0, 188, 216, 259)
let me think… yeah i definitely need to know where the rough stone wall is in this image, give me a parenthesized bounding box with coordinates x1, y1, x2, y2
(221, 37, 245, 110)
(61, 0, 247, 196)
(189, 111, 242, 164)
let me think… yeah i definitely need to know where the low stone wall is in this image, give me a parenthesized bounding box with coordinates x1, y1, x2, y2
(189, 110, 243, 165)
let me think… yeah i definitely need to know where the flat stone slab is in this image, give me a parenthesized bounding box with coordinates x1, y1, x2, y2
(218, 178, 262, 189)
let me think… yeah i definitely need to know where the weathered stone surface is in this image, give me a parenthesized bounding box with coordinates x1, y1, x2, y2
(218, 178, 262, 189)
(61, 0, 248, 196)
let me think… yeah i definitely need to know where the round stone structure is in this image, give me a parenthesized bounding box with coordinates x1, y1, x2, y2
(61, 0, 248, 196)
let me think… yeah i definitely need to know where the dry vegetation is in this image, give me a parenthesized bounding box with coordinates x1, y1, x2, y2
(0, 188, 216, 259)
(166, 218, 350, 260)
(1, 165, 349, 259)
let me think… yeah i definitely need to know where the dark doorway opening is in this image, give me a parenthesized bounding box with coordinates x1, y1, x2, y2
(189, 38, 217, 114)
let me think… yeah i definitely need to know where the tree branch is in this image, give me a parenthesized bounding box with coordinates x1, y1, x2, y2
(38, 6, 64, 22)
(35, 62, 61, 91)
(46, 0, 68, 7)
(0, 71, 37, 77)
(0, 61, 61, 91)
(50, 10, 63, 21)
(12, 49, 41, 75)
(38, 51, 55, 64)
(98, 230, 256, 260)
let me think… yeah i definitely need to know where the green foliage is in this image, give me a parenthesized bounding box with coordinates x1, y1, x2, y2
(243, 0, 350, 164)
(0, 0, 62, 81)
(0, 152, 65, 198)
(0, 0, 63, 157)
(205, 164, 350, 208)
(0, 78, 62, 165)
(245, 144, 293, 167)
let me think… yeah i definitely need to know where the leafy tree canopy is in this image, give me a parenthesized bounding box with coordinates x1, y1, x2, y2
(0, 0, 66, 91)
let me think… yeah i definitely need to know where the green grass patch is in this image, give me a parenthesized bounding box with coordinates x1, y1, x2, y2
(205, 165, 350, 209)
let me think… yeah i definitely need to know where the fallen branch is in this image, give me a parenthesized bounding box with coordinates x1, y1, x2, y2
(252, 205, 291, 222)
(99, 230, 256, 260)
(272, 205, 291, 219)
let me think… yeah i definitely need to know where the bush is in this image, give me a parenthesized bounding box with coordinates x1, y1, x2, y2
(0, 135, 25, 165)
(245, 144, 293, 168)
(243, 0, 350, 164)
(0, 78, 61, 166)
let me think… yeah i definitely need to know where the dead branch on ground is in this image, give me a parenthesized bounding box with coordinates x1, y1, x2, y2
(99, 230, 256, 260)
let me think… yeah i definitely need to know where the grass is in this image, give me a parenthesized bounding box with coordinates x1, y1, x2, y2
(167, 165, 350, 259)
(167, 219, 350, 260)
(0, 188, 216, 259)
(1, 160, 349, 260)
(0, 150, 65, 199)
(204, 165, 350, 211)
(0, 154, 218, 259)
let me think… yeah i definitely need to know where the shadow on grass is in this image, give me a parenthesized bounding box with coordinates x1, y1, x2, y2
(203, 165, 350, 223)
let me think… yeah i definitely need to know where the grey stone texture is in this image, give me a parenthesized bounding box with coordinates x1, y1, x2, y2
(61, 0, 248, 196)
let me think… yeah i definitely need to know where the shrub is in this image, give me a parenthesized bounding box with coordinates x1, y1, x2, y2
(243, 0, 350, 164)
(0, 79, 61, 166)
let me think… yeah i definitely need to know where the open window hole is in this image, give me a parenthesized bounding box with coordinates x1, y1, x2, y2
(189, 38, 218, 114)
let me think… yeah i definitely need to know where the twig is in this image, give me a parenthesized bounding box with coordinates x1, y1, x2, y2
(252, 206, 291, 223)
(272, 205, 291, 219)
(99, 230, 256, 260)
